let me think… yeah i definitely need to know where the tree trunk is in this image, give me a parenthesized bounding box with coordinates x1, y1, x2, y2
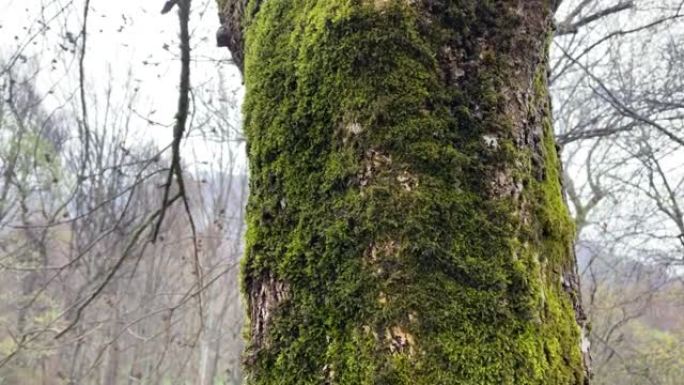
(217, 0, 590, 383)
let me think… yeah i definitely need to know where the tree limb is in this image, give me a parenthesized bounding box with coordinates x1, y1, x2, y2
(557, 1, 635, 35)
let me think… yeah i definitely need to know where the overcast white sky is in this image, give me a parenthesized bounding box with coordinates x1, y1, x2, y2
(0, 0, 245, 169)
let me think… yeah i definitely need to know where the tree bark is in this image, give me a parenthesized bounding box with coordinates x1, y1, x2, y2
(217, 0, 590, 383)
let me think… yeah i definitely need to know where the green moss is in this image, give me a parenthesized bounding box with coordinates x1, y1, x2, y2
(238, 0, 586, 384)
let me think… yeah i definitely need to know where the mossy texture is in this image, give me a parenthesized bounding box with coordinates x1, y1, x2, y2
(238, 0, 588, 384)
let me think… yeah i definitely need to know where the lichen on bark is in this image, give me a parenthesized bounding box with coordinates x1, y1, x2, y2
(217, 0, 590, 383)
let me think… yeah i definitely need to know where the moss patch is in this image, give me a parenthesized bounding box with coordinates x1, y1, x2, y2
(238, 0, 587, 384)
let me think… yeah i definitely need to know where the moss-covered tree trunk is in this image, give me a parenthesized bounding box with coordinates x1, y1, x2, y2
(217, 0, 590, 383)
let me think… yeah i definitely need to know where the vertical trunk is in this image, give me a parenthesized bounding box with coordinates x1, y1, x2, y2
(102, 297, 121, 385)
(199, 332, 210, 385)
(217, 0, 589, 384)
(102, 334, 120, 385)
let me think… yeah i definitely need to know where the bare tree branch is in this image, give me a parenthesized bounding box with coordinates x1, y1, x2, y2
(557, 1, 635, 36)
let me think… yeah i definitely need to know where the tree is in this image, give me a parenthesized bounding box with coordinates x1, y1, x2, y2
(0, 1, 250, 382)
(217, 0, 590, 384)
(551, 2, 684, 382)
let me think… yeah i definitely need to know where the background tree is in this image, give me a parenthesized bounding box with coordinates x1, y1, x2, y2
(0, 1, 248, 384)
(552, 1, 684, 384)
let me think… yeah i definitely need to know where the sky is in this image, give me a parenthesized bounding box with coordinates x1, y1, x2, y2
(0, 0, 245, 170)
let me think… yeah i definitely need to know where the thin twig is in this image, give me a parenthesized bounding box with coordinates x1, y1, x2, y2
(54, 193, 182, 339)
(78, 0, 92, 172)
(152, 0, 205, 329)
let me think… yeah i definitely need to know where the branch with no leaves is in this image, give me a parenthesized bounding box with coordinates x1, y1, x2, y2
(54, 193, 181, 339)
(556, 1, 635, 35)
(153, 0, 193, 242)
(555, 43, 684, 148)
(161, 0, 179, 14)
(154, 0, 205, 330)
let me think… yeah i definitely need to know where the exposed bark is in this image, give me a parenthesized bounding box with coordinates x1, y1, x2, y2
(218, 0, 590, 383)
(215, 0, 251, 72)
(245, 271, 290, 362)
